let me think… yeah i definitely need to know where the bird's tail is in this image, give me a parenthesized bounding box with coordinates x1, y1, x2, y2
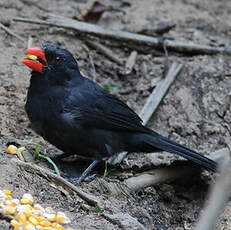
(133, 133, 217, 171)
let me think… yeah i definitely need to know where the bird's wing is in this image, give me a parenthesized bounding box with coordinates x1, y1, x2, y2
(64, 83, 151, 134)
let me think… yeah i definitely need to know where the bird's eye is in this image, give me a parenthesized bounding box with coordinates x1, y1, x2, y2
(55, 56, 63, 63)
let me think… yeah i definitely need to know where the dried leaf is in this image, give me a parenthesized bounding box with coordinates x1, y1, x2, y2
(76, 1, 107, 24)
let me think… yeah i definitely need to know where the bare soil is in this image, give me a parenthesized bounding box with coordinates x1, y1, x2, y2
(0, 0, 231, 229)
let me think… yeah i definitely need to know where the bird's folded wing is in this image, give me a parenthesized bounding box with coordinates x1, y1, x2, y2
(65, 91, 151, 134)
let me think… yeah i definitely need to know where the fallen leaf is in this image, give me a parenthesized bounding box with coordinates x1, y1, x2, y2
(76, 1, 107, 24)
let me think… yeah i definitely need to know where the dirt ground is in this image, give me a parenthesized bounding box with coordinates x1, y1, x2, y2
(0, 0, 231, 229)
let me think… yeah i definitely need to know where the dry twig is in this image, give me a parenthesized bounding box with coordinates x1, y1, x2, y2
(85, 39, 123, 65)
(0, 22, 24, 42)
(195, 149, 231, 230)
(124, 51, 137, 75)
(140, 62, 182, 124)
(12, 158, 100, 207)
(13, 16, 231, 55)
(104, 148, 229, 195)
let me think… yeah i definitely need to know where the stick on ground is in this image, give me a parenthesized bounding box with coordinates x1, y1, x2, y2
(12, 158, 100, 207)
(108, 62, 183, 165)
(104, 148, 229, 195)
(195, 149, 231, 230)
(124, 51, 137, 75)
(85, 40, 123, 65)
(13, 15, 231, 55)
(0, 22, 24, 42)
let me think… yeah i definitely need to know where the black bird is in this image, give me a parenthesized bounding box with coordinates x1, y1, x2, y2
(22, 45, 217, 181)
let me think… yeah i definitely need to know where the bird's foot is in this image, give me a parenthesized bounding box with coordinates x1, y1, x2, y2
(67, 174, 97, 183)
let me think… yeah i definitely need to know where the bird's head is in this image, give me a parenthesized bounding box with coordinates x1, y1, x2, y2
(22, 45, 79, 75)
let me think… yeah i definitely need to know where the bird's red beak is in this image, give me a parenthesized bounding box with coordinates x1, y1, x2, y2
(22, 46, 46, 73)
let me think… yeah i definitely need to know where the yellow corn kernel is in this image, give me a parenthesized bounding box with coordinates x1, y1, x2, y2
(11, 199, 20, 206)
(24, 223, 36, 230)
(10, 219, 22, 229)
(28, 54, 37, 60)
(21, 193, 34, 205)
(17, 204, 32, 217)
(55, 211, 70, 224)
(16, 212, 27, 223)
(44, 213, 56, 222)
(7, 145, 18, 154)
(4, 205, 16, 215)
(37, 227, 53, 230)
(52, 223, 64, 230)
(2, 189, 11, 195)
(33, 204, 45, 212)
(36, 216, 46, 222)
(39, 220, 51, 227)
(5, 194, 12, 200)
(28, 216, 39, 225)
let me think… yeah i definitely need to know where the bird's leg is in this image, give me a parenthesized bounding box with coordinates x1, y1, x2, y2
(76, 160, 100, 183)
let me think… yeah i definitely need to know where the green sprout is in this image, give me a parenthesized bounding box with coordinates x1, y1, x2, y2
(24, 140, 60, 176)
(93, 205, 103, 213)
(104, 82, 121, 92)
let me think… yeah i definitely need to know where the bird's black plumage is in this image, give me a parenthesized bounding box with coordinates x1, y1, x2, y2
(25, 45, 217, 172)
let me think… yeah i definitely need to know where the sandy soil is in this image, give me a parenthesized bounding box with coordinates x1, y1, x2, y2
(0, 0, 231, 229)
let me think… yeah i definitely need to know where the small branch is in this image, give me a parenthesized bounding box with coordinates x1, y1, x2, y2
(108, 62, 183, 165)
(104, 148, 229, 195)
(124, 51, 137, 75)
(85, 40, 123, 65)
(195, 149, 231, 230)
(13, 16, 231, 55)
(0, 22, 24, 42)
(140, 62, 182, 125)
(12, 158, 100, 207)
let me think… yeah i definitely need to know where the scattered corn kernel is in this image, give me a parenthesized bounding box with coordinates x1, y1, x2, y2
(0, 189, 72, 230)
(16, 213, 27, 223)
(28, 216, 38, 225)
(10, 219, 22, 229)
(36, 216, 46, 222)
(24, 223, 36, 230)
(33, 204, 45, 212)
(40, 220, 51, 227)
(3, 189, 11, 195)
(44, 213, 56, 222)
(17, 204, 33, 217)
(7, 145, 18, 154)
(52, 223, 64, 230)
(6, 194, 12, 200)
(4, 205, 16, 215)
(56, 212, 70, 224)
(11, 199, 20, 206)
(21, 193, 34, 205)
